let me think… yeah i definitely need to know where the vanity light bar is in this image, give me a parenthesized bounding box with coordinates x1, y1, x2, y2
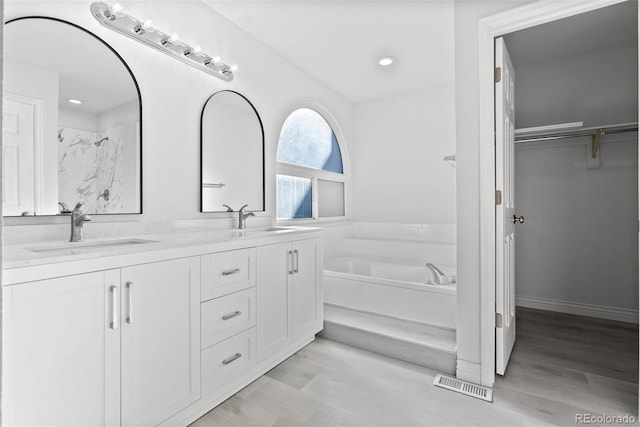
(90, 2, 234, 82)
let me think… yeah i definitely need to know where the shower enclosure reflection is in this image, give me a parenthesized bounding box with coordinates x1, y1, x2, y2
(3, 17, 142, 216)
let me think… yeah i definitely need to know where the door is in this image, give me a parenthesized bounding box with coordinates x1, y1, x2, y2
(256, 242, 291, 361)
(2, 270, 121, 426)
(121, 257, 200, 427)
(495, 37, 517, 375)
(2, 96, 37, 216)
(291, 238, 320, 339)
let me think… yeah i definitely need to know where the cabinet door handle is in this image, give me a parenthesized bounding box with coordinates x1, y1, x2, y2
(110, 286, 118, 330)
(222, 310, 242, 321)
(126, 281, 134, 324)
(288, 250, 294, 275)
(222, 268, 241, 276)
(222, 352, 242, 365)
(293, 249, 299, 274)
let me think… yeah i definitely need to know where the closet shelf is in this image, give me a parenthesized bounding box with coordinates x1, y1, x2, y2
(515, 122, 638, 144)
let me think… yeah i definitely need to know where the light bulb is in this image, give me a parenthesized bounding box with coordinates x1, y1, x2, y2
(111, 3, 124, 14)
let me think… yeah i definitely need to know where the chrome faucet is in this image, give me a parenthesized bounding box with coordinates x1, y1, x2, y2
(70, 202, 92, 242)
(238, 204, 255, 229)
(58, 201, 71, 214)
(426, 263, 449, 285)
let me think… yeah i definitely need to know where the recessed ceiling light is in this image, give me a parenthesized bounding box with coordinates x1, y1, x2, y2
(67, 98, 83, 105)
(378, 56, 396, 67)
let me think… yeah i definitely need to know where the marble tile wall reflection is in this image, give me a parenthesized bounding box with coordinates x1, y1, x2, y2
(58, 124, 126, 213)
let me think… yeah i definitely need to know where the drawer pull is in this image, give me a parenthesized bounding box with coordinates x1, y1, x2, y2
(288, 250, 294, 275)
(110, 286, 118, 330)
(222, 310, 242, 321)
(222, 352, 242, 365)
(221, 268, 241, 276)
(126, 281, 134, 324)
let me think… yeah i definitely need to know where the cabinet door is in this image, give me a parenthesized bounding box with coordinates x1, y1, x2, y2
(2, 270, 121, 427)
(291, 238, 321, 339)
(256, 242, 291, 361)
(121, 257, 200, 427)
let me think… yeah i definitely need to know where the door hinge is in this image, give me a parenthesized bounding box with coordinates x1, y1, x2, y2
(495, 190, 502, 206)
(495, 67, 502, 83)
(495, 313, 503, 328)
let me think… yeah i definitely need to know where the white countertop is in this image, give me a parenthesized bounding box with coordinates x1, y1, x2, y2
(3, 226, 322, 285)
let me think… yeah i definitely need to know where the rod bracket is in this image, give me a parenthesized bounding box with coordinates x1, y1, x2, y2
(591, 129, 605, 159)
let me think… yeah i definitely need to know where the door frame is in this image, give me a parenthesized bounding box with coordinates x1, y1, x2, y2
(477, 0, 631, 386)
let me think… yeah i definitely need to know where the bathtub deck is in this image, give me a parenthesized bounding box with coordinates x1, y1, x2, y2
(320, 304, 457, 374)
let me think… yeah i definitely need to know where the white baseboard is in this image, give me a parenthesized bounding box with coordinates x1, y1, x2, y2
(516, 295, 639, 324)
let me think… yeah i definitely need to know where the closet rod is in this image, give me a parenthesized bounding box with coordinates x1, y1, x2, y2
(515, 123, 638, 144)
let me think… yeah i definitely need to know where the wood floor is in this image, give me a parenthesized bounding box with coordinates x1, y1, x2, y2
(190, 307, 638, 426)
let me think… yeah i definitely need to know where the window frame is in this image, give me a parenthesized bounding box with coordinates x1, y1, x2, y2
(275, 105, 349, 224)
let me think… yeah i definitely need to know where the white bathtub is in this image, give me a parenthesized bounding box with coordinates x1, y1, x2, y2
(323, 256, 456, 329)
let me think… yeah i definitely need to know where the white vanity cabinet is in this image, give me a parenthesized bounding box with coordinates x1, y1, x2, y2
(2, 270, 121, 427)
(256, 238, 321, 361)
(120, 257, 201, 427)
(2, 256, 200, 427)
(3, 227, 323, 427)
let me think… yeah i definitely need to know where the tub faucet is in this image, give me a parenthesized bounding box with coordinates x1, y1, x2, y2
(238, 204, 255, 229)
(70, 202, 92, 242)
(426, 263, 449, 285)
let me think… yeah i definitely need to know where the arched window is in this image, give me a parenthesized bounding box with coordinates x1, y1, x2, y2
(276, 108, 346, 220)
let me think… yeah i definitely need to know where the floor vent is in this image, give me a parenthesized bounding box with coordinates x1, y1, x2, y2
(433, 374, 493, 402)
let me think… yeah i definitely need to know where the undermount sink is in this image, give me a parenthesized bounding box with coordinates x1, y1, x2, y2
(28, 238, 159, 255)
(228, 227, 293, 236)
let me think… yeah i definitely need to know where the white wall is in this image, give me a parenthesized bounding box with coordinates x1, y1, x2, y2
(3, 0, 354, 242)
(353, 85, 456, 224)
(453, 0, 536, 385)
(511, 42, 638, 321)
(515, 136, 638, 320)
(59, 108, 98, 131)
(514, 45, 638, 128)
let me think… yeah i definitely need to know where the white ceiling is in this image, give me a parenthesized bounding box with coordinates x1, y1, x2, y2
(504, 1, 637, 69)
(205, 1, 637, 105)
(203, 0, 455, 104)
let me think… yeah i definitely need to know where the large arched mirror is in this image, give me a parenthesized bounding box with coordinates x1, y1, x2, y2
(201, 91, 264, 212)
(3, 17, 142, 216)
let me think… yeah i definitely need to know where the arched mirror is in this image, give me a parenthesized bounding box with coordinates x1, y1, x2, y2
(201, 91, 264, 212)
(3, 17, 142, 216)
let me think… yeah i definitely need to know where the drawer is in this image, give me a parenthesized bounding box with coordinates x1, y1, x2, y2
(201, 288, 256, 349)
(201, 327, 256, 396)
(201, 248, 256, 301)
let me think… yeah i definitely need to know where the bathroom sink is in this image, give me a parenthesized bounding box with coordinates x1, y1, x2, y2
(28, 238, 159, 255)
(228, 227, 293, 236)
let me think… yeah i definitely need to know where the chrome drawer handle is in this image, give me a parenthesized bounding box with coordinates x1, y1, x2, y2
(288, 250, 294, 275)
(126, 281, 134, 324)
(222, 353, 242, 365)
(222, 310, 242, 321)
(222, 268, 241, 276)
(110, 286, 118, 330)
